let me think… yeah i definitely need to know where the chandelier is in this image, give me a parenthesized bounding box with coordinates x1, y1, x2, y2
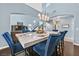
(38, 13, 49, 22)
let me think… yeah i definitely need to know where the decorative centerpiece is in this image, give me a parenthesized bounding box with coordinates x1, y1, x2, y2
(36, 26, 44, 34)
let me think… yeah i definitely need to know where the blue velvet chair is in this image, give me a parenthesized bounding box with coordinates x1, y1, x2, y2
(22, 26, 30, 33)
(56, 30, 68, 55)
(33, 34, 60, 56)
(59, 31, 68, 55)
(2, 32, 26, 56)
(60, 31, 68, 41)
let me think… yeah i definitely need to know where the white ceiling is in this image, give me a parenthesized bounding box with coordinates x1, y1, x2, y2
(25, 3, 42, 12)
(25, 3, 51, 12)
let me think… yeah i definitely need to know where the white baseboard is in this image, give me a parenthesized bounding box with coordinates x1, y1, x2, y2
(0, 46, 9, 50)
(64, 37, 73, 43)
(65, 37, 79, 46)
(74, 43, 79, 46)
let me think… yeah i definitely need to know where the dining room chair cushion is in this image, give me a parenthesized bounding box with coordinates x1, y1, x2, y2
(13, 43, 24, 53)
(60, 31, 68, 41)
(2, 32, 25, 55)
(33, 40, 47, 55)
(33, 34, 60, 56)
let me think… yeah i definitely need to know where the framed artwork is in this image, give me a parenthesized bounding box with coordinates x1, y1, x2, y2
(62, 24, 69, 28)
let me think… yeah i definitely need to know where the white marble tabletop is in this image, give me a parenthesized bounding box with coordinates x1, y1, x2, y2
(16, 31, 59, 48)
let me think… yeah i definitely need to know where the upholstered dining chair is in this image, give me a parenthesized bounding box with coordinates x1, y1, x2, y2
(33, 34, 60, 56)
(2, 32, 28, 56)
(22, 26, 30, 33)
(58, 30, 68, 55)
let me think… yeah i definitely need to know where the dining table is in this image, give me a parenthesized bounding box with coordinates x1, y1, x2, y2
(15, 31, 60, 49)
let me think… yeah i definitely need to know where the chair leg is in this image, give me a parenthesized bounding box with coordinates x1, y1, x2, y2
(11, 50, 15, 56)
(58, 41, 62, 56)
(59, 41, 61, 56)
(59, 40, 64, 56)
(24, 49, 30, 56)
(11, 53, 15, 56)
(61, 41, 64, 56)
